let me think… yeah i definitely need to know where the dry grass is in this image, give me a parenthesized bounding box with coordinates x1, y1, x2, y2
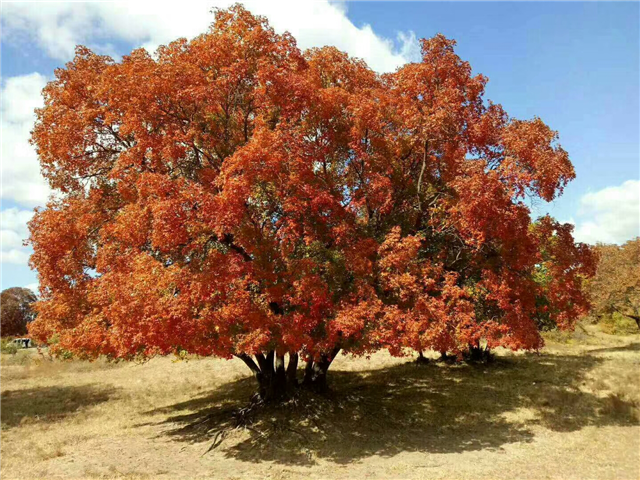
(599, 313, 640, 336)
(1, 326, 639, 480)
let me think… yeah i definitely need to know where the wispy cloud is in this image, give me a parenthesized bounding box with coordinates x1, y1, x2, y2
(1, 73, 51, 208)
(0, 208, 35, 265)
(1, 0, 419, 73)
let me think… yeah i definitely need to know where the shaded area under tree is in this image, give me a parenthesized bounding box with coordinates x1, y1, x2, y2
(144, 351, 639, 466)
(1, 384, 117, 429)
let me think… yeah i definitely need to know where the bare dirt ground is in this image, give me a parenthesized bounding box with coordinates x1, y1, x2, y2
(1, 326, 639, 480)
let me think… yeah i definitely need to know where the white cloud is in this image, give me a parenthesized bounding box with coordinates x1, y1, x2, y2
(24, 282, 39, 294)
(0, 207, 35, 265)
(1, 207, 34, 239)
(0, 248, 31, 265)
(1, 0, 420, 72)
(1, 72, 51, 208)
(1, 229, 23, 250)
(572, 180, 640, 245)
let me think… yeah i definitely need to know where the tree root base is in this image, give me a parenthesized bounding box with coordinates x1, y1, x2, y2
(200, 383, 334, 454)
(415, 355, 430, 365)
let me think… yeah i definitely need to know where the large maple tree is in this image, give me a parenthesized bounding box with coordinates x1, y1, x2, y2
(28, 5, 596, 400)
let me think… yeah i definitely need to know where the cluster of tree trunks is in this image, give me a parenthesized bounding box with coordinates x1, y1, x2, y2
(236, 348, 341, 402)
(463, 344, 493, 363)
(237, 344, 494, 402)
(435, 345, 493, 364)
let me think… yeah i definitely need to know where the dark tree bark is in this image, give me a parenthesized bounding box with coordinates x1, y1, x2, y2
(235, 348, 339, 402)
(624, 314, 640, 329)
(303, 347, 341, 392)
(274, 353, 287, 393)
(611, 307, 640, 329)
(464, 344, 493, 363)
(286, 352, 299, 385)
(416, 350, 429, 364)
(237, 353, 261, 379)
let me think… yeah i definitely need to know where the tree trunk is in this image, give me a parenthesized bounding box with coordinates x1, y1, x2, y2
(236, 348, 340, 401)
(416, 350, 429, 364)
(274, 353, 287, 393)
(286, 352, 299, 386)
(236, 351, 285, 402)
(464, 343, 492, 363)
(303, 347, 341, 392)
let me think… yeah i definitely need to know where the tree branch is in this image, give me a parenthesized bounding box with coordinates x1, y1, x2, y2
(236, 353, 261, 376)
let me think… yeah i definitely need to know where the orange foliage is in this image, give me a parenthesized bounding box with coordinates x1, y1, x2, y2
(587, 239, 640, 328)
(28, 6, 596, 362)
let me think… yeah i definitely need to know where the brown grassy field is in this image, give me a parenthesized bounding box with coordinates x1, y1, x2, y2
(1, 326, 639, 480)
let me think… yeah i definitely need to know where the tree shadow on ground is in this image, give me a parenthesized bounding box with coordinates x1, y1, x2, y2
(1, 384, 117, 429)
(145, 352, 638, 466)
(585, 342, 640, 354)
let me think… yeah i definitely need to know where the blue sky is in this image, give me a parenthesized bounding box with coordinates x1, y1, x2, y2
(1, 1, 639, 291)
(348, 2, 639, 215)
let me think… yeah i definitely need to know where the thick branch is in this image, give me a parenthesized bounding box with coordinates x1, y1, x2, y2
(236, 353, 261, 377)
(255, 353, 268, 372)
(221, 234, 252, 262)
(323, 347, 341, 369)
(417, 139, 429, 203)
(613, 306, 640, 328)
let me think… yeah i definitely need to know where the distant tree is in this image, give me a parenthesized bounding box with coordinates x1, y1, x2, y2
(588, 239, 640, 329)
(27, 5, 596, 401)
(1, 287, 38, 337)
(531, 217, 599, 332)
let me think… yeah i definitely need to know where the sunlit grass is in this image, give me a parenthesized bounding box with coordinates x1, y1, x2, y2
(1, 325, 639, 480)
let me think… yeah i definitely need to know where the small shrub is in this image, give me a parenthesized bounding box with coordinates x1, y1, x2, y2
(1, 337, 18, 355)
(599, 313, 639, 335)
(600, 393, 640, 422)
(542, 329, 575, 344)
(1, 349, 36, 367)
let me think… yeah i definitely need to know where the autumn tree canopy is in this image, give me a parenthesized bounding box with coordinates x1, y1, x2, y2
(588, 239, 640, 329)
(1, 287, 38, 337)
(28, 5, 596, 400)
